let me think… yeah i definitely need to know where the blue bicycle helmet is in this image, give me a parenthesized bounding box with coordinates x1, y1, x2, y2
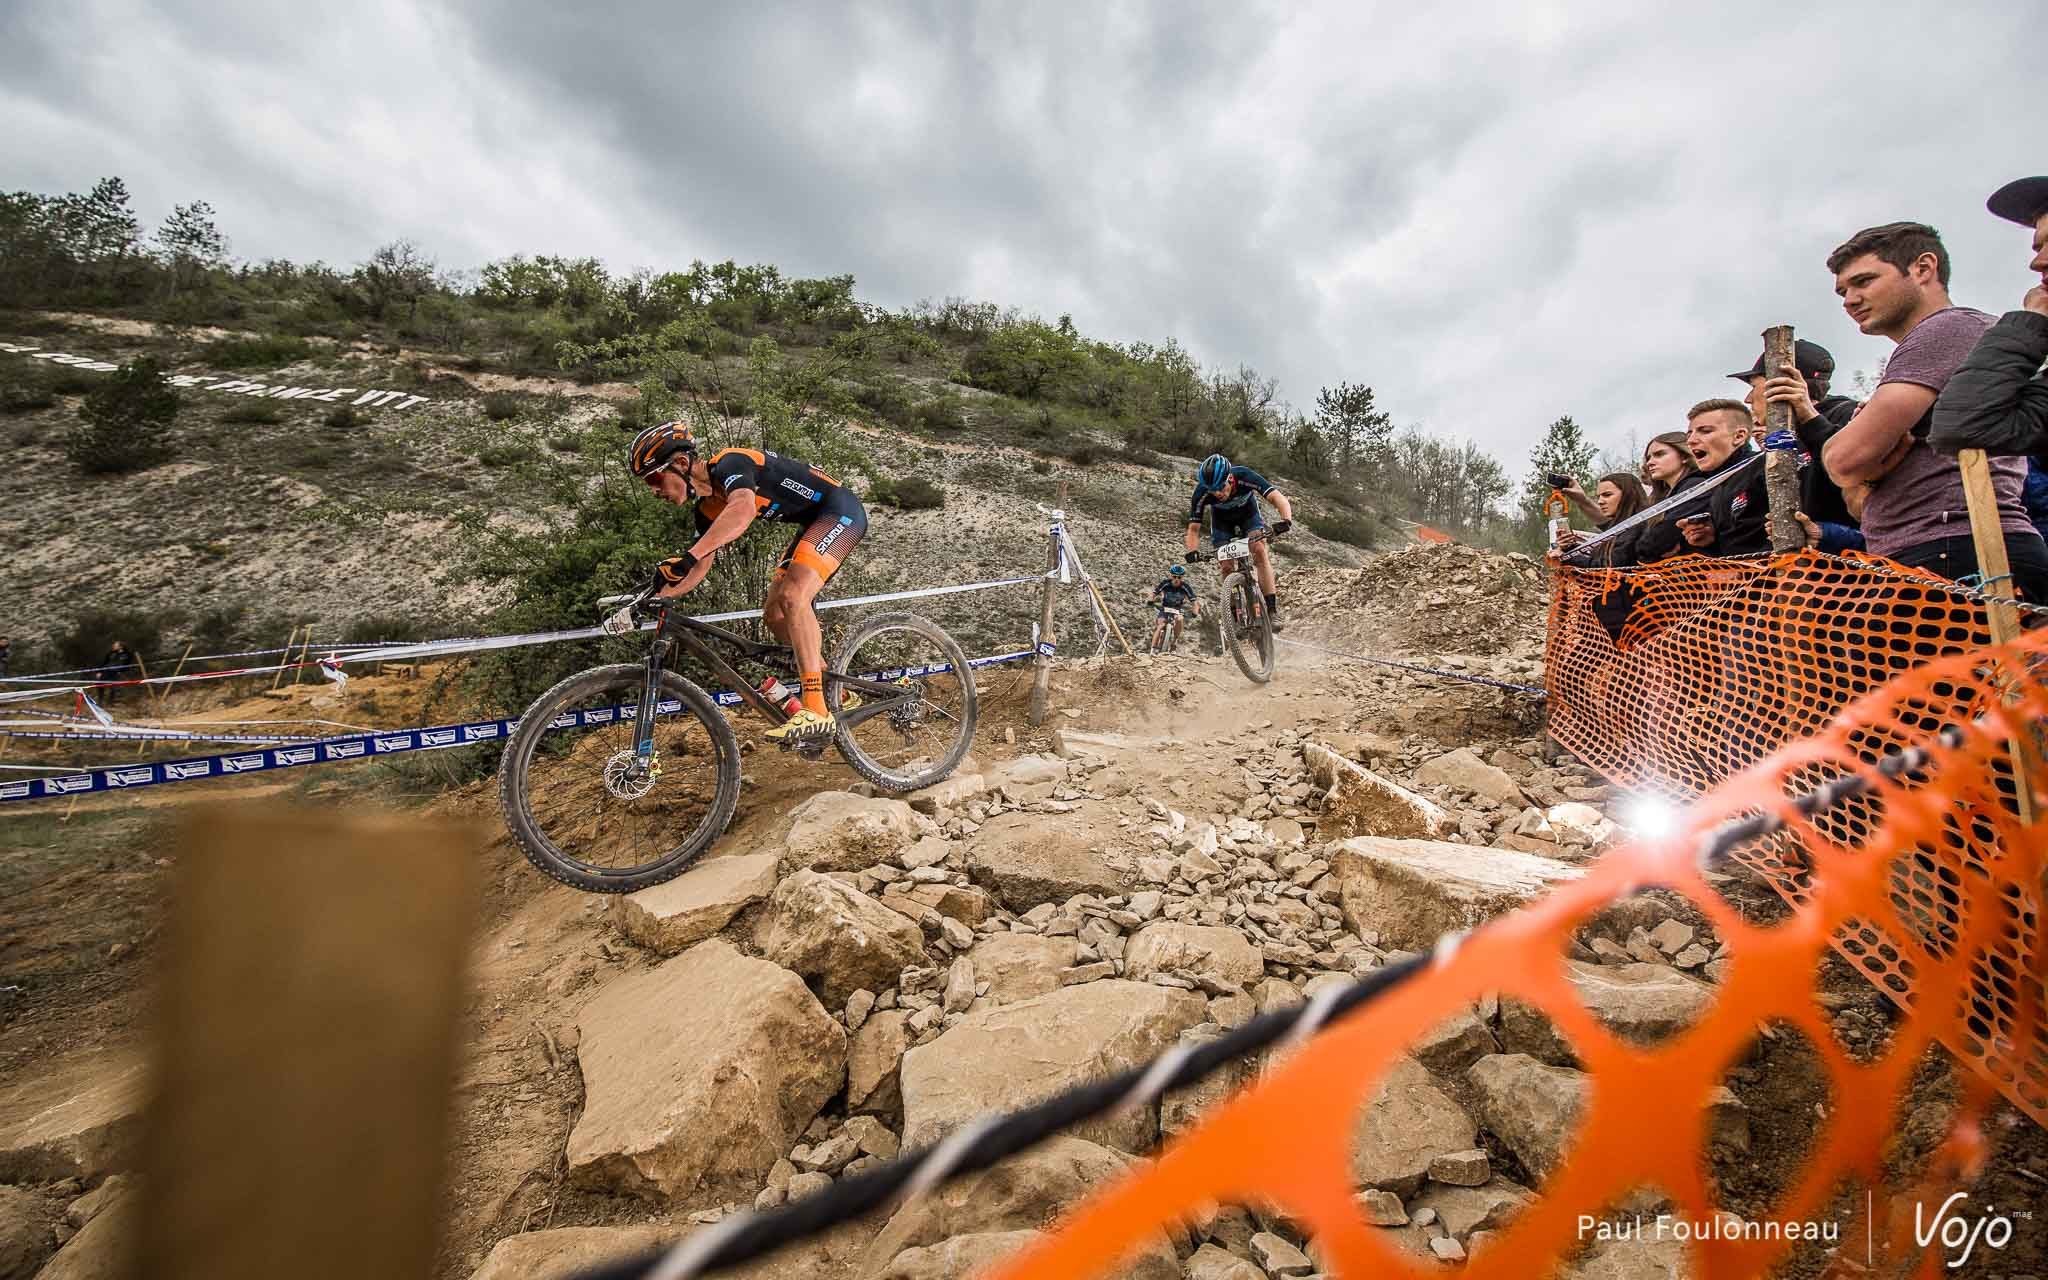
(1169, 564, 1185, 576)
(1197, 454, 1231, 491)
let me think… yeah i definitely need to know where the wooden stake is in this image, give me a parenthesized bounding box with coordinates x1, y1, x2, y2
(1028, 479, 1067, 726)
(1956, 447, 2037, 824)
(135, 806, 481, 1280)
(1761, 325, 1806, 553)
(271, 625, 303, 692)
(292, 628, 311, 686)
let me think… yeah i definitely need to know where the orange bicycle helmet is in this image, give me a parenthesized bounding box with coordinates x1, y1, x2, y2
(627, 420, 697, 478)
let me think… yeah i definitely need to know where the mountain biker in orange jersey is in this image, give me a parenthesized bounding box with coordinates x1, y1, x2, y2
(611, 420, 867, 743)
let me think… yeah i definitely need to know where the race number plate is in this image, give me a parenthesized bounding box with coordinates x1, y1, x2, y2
(1217, 538, 1252, 560)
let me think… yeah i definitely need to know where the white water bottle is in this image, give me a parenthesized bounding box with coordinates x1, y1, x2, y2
(758, 676, 802, 716)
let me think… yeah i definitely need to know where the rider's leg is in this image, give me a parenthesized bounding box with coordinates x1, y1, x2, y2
(768, 563, 829, 715)
(1250, 539, 1282, 628)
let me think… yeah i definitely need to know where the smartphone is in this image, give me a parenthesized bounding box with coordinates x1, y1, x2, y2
(1547, 472, 1572, 488)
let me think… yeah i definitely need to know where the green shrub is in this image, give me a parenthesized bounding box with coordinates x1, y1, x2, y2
(481, 390, 522, 421)
(217, 402, 285, 425)
(1304, 509, 1379, 548)
(912, 394, 967, 433)
(852, 379, 915, 428)
(47, 369, 101, 395)
(1063, 439, 1102, 466)
(1117, 440, 1162, 468)
(54, 606, 173, 674)
(324, 404, 364, 430)
(478, 443, 539, 467)
(0, 383, 56, 414)
(296, 443, 343, 470)
(205, 335, 312, 368)
(66, 357, 179, 474)
(869, 476, 945, 509)
(1030, 457, 1052, 475)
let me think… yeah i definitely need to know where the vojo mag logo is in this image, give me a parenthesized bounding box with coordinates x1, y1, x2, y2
(462, 723, 501, 741)
(0, 779, 35, 801)
(275, 747, 318, 766)
(105, 766, 156, 788)
(46, 774, 94, 793)
(220, 753, 267, 773)
(420, 728, 458, 747)
(165, 760, 213, 781)
(375, 732, 415, 752)
(1916, 1192, 2027, 1270)
(322, 740, 367, 760)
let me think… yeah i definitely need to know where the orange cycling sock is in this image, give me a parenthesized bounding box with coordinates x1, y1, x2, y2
(799, 671, 827, 717)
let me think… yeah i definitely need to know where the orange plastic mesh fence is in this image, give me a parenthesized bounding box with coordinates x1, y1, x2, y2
(982, 559, 2043, 1280)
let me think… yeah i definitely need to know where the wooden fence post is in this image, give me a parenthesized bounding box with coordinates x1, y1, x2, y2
(1761, 325, 1806, 553)
(1028, 480, 1067, 726)
(1957, 447, 2036, 825)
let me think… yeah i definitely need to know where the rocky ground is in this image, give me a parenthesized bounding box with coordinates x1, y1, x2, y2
(2, 546, 2044, 1280)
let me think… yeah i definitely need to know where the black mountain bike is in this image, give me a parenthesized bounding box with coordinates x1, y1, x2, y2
(497, 592, 977, 893)
(1211, 529, 1277, 683)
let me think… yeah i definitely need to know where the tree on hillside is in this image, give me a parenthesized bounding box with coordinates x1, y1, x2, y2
(1212, 364, 1279, 436)
(353, 239, 437, 323)
(67, 357, 179, 474)
(1519, 414, 1598, 515)
(1314, 381, 1394, 482)
(155, 200, 228, 301)
(1286, 415, 1334, 475)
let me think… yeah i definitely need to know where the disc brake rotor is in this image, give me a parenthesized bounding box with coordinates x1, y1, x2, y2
(602, 749, 658, 800)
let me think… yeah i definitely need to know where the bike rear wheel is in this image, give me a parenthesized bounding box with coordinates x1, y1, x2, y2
(498, 664, 740, 893)
(1222, 571, 1275, 683)
(827, 611, 978, 792)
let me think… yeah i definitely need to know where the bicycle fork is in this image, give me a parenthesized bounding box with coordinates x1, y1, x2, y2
(632, 631, 674, 766)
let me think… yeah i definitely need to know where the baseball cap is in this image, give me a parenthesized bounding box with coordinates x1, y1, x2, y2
(1987, 176, 2048, 227)
(1727, 338, 1836, 384)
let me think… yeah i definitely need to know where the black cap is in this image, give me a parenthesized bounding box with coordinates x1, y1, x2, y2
(1728, 338, 1836, 384)
(1987, 176, 2048, 227)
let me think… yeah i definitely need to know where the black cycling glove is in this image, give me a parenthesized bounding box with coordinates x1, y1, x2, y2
(1271, 519, 1293, 535)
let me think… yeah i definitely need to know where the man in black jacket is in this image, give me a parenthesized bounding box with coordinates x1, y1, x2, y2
(1676, 400, 1771, 556)
(1930, 176, 2048, 466)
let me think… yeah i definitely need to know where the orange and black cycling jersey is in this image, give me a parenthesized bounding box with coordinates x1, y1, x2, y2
(691, 448, 847, 529)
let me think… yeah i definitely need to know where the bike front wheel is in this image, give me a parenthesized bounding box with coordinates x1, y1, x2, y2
(1222, 572, 1275, 684)
(497, 664, 741, 893)
(827, 611, 978, 793)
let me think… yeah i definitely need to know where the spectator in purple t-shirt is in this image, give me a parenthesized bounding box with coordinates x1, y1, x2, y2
(1818, 222, 2048, 602)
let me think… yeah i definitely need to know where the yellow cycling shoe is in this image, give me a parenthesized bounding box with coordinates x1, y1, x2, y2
(765, 707, 837, 744)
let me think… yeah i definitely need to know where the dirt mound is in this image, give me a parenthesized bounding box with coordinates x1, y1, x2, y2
(1292, 542, 1549, 657)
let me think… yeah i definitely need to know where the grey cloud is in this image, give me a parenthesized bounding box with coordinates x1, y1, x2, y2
(1, 0, 2038, 471)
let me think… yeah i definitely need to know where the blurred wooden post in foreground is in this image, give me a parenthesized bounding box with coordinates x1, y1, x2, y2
(1957, 448, 2037, 825)
(134, 807, 480, 1280)
(1761, 325, 1806, 553)
(1029, 479, 1067, 726)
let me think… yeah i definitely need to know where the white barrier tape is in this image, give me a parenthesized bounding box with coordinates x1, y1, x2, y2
(0, 640, 392, 686)
(0, 645, 1046, 805)
(333, 574, 1040, 666)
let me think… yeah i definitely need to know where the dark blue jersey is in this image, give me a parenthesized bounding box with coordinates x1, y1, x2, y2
(1187, 465, 1274, 524)
(1152, 578, 1197, 608)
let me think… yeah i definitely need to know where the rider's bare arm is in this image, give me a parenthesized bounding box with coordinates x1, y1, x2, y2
(1184, 521, 1202, 552)
(1266, 489, 1294, 523)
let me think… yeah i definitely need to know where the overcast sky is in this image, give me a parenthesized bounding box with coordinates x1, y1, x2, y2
(2, 0, 2038, 469)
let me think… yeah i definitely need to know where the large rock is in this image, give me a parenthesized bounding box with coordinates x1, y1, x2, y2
(469, 1225, 672, 1280)
(901, 980, 1206, 1154)
(606, 853, 779, 955)
(469, 1222, 866, 1280)
(874, 1231, 1175, 1280)
(1185, 1243, 1268, 1280)
(784, 791, 936, 874)
(1564, 1232, 1696, 1279)
(1415, 748, 1524, 805)
(31, 1187, 134, 1280)
(0, 1053, 146, 1184)
(1329, 837, 1582, 951)
(1466, 1053, 1589, 1182)
(764, 871, 927, 1006)
(1305, 742, 1450, 839)
(970, 933, 1081, 1006)
(1122, 922, 1264, 987)
(0, 1185, 57, 1280)
(1499, 962, 1714, 1066)
(902, 773, 987, 816)
(1351, 1056, 1479, 1197)
(1411, 1006, 1501, 1076)
(1411, 1177, 1533, 1242)
(848, 1010, 912, 1119)
(964, 812, 1123, 910)
(1161, 1024, 1257, 1138)
(858, 1136, 1131, 1277)
(569, 940, 845, 1200)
